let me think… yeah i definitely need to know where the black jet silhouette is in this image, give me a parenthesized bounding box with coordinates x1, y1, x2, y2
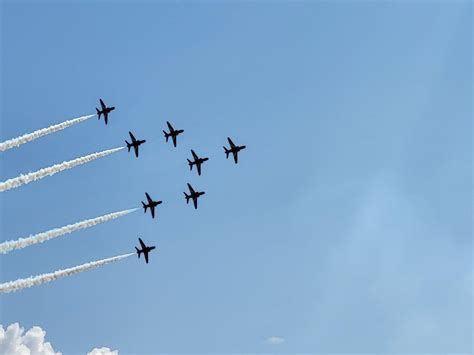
(96, 99, 115, 125)
(125, 131, 146, 157)
(163, 121, 184, 147)
(135, 237, 156, 264)
(141, 192, 162, 219)
(184, 183, 205, 209)
(187, 150, 209, 176)
(223, 137, 246, 164)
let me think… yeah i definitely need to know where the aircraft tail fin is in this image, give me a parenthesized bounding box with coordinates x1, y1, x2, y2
(163, 130, 169, 142)
(141, 201, 147, 212)
(184, 192, 190, 204)
(135, 247, 141, 258)
(96, 108, 101, 119)
(223, 147, 230, 159)
(125, 141, 131, 152)
(187, 159, 193, 170)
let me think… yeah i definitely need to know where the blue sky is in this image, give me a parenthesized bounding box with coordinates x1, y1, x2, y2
(0, 1, 471, 354)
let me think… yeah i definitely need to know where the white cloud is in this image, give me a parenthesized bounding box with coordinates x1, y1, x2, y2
(0, 323, 61, 355)
(87, 347, 118, 355)
(265, 336, 285, 345)
(0, 323, 119, 355)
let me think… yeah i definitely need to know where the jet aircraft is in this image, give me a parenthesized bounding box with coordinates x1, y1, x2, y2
(163, 121, 184, 147)
(96, 99, 115, 125)
(184, 183, 205, 209)
(125, 131, 146, 157)
(223, 137, 246, 164)
(187, 150, 209, 176)
(141, 192, 162, 219)
(135, 237, 156, 264)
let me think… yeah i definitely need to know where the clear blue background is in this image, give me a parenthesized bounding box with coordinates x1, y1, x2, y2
(1, 1, 471, 353)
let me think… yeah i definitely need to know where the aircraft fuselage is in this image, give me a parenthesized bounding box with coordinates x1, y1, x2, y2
(232, 145, 245, 153)
(170, 129, 183, 137)
(146, 201, 161, 208)
(99, 107, 115, 115)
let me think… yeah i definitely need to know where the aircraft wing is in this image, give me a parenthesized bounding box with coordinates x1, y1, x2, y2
(233, 151, 238, 164)
(166, 121, 174, 131)
(100, 99, 106, 110)
(145, 192, 153, 204)
(196, 163, 202, 176)
(129, 131, 137, 142)
(227, 137, 236, 148)
(144, 252, 149, 264)
(139, 238, 146, 249)
(187, 183, 195, 194)
(134, 145, 139, 157)
(103, 112, 108, 125)
(191, 150, 198, 160)
(150, 206, 155, 219)
(193, 196, 198, 209)
(172, 135, 177, 147)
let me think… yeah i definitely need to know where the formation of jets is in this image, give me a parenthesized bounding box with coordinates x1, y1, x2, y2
(96, 99, 245, 264)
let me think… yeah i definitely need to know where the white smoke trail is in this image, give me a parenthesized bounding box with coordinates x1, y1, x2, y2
(0, 208, 138, 254)
(0, 146, 124, 192)
(0, 253, 134, 293)
(0, 114, 95, 152)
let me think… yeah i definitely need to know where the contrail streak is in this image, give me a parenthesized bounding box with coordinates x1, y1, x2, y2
(0, 146, 124, 192)
(0, 114, 95, 152)
(0, 208, 138, 254)
(0, 253, 134, 294)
